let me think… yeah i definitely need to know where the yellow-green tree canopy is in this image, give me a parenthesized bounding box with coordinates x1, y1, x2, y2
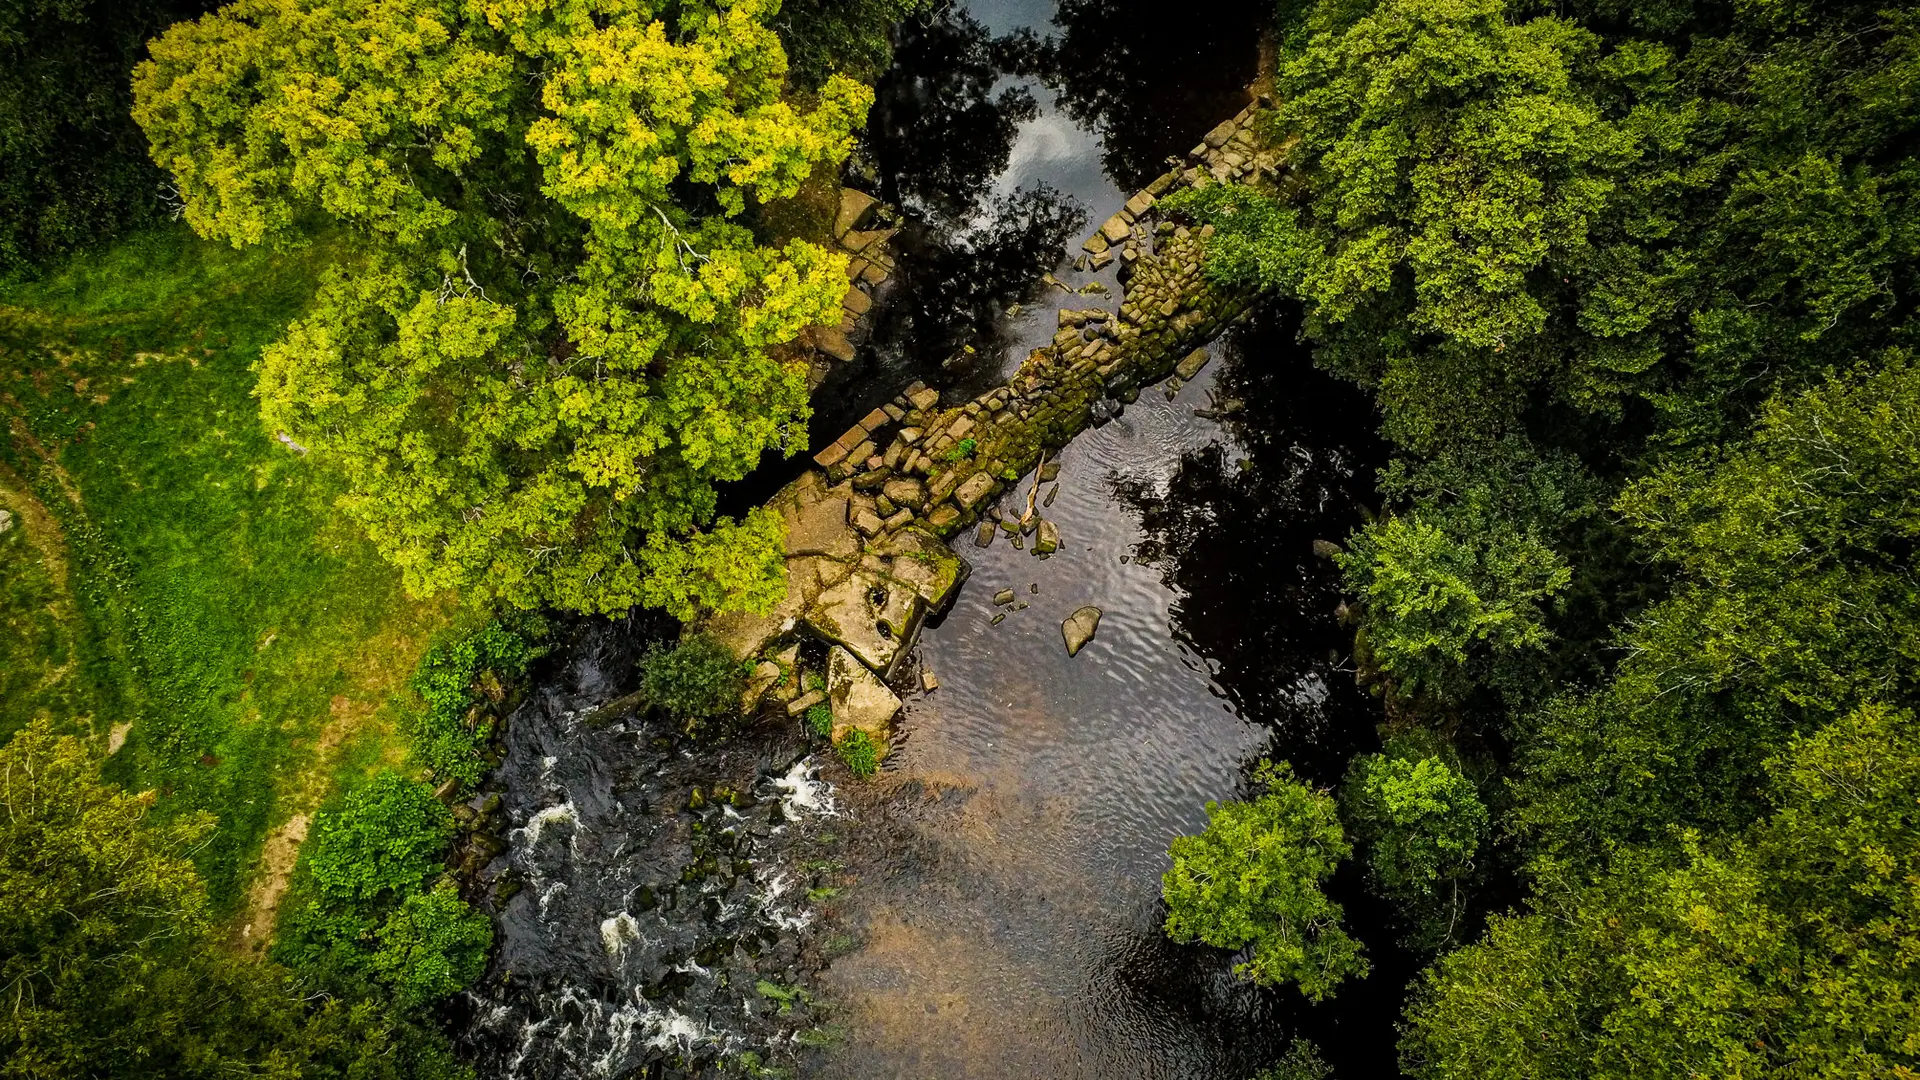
(133, 0, 873, 617)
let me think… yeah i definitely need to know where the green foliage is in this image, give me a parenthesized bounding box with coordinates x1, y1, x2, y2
(132, 0, 875, 618)
(1200, 0, 1920, 1069)
(643, 635, 748, 728)
(0, 225, 451, 906)
(1344, 744, 1487, 947)
(1337, 439, 1598, 704)
(1345, 749, 1485, 897)
(1162, 761, 1366, 1001)
(369, 881, 493, 1009)
(303, 771, 453, 905)
(0, 719, 472, 1078)
(1159, 185, 1314, 293)
(1403, 703, 1920, 1080)
(0, 0, 211, 276)
(1340, 511, 1569, 703)
(407, 618, 545, 785)
(776, 0, 933, 87)
(834, 728, 880, 778)
(1255, 1039, 1334, 1080)
(1514, 357, 1920, 878)
(805, 702, 833, 739)
(943, 437, 979, 462)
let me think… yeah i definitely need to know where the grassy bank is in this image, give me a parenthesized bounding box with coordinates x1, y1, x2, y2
(0, 226, 462, 929)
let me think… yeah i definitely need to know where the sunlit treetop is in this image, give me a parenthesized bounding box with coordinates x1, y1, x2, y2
(134, 0, 874, 617)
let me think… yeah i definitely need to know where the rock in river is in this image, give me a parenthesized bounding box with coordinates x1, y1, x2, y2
(1033, 519, 1060, 555)
(1062, 606, 1102, 656)
(827, 646, 899, 750)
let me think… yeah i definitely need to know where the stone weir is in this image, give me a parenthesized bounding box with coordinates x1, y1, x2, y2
(702, 97, 1285, 754)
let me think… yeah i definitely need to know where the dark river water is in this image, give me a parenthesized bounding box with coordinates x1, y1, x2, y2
(455, 1, 1410, 1076)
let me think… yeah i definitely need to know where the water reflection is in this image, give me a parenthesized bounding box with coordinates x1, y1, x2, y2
(866, 8, 1039, 223)
(811, 301, 1397, 1078)
(1114, 301, 1387, 785)
(1010, 0, 1269, 189)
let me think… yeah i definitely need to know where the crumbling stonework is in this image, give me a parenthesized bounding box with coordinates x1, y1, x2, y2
(703, 98, 1285, 750)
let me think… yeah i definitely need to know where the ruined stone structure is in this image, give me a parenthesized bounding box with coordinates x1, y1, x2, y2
(702, 98, 1284, 755)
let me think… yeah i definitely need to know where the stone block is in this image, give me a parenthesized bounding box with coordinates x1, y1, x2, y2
(882, 477, 927, 510)
(827, 645, 900, 749)
(783, 496, 856, 559)
(843, 285, 873, 316)
(1176, 347, 1210, 380)
(841, 227, 897, 254)
(835, 188, 879, 238)
(816, 326, 855, 363)
(929, 470, 962, 502)
(1204, 119, 1237, 148)
(1033, 518, 1060, 555)
(954, 471, 996, 509)
(859, 407, 891, 433)
(1124, 191, 1155, 217)
(813, 441, 851, 469)
(1100, 214, 1131, 244)
(927, 504, 962, 530)
(908, 387, 940, 411)
(811, 575, 921, 676)
(851, 507, 885, 537)
(1082, 231, 1109, 255)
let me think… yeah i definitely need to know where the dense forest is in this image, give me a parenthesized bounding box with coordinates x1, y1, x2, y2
(1164, 0, 1920, 1075)
(2, 0, 1916, 1076)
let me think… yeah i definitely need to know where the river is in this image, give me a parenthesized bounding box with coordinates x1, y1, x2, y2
(456, 0, 1410, 1076)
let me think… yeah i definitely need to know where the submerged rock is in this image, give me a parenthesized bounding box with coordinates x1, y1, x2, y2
(1062, 606, 1103, 657)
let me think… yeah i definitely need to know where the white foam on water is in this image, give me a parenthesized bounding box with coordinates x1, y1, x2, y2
(517, 801, 578, 848)
(599, 911, 645, 955)
(769, 758, 837, 820)
(642, 1008, 727, 1054)
(755, 872, 815, 932)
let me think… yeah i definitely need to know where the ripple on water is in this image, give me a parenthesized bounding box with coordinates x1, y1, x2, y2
(812, 301, 1389, 1078)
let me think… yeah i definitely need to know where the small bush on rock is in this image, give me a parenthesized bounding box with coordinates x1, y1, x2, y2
(643, 635, 746, 729)
(835, 729, 879, 778)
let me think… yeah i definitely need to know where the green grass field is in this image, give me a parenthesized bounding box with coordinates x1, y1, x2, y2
(0, 226, 462, 927)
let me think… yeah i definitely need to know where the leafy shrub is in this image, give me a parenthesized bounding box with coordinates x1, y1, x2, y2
(805, 702, 833, 739)
(642, 635, 746, 726)
(942, 437, 978, 463)
(1345, 749, 1487, 901)
(834, 729, 879, 778)
(405, 619, 544, 785)
(1255, 1039, 1333, 1080)
(1162, 761, 1366, 1001)
(303, 771, 453, 905)
(370, 882, 493, 1008)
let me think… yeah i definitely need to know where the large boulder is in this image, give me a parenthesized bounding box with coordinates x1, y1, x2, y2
(827, 646, 899, 751)
(784, 495, 857, 559)
(874, 527, 967, 614)
(808, 570, 922, 676)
